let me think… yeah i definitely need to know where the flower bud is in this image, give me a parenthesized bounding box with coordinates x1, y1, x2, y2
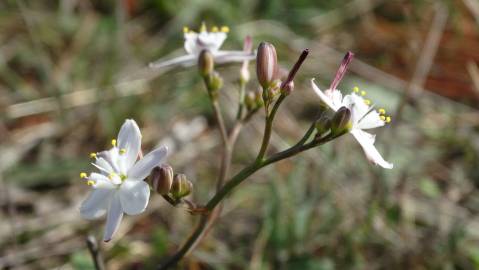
(240, 36, 253, 84)
(240, 66, 250, 84)
(331, 107, 352, 136)
(256, 42, 278, 89)
(245, 91, 256, 111)
(254, 88, 264, 107)
(205, 71, 223, 100)
(315, 115, 332, 135)
(147, 165, 173, 195)
(281, 81, 294, 95)
(171, 173, 193, 199)
(209, 72, 223, 90)
(198, 50, 214, 77)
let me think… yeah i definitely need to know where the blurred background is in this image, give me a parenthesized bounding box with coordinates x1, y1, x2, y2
(1, 0, 479, 269)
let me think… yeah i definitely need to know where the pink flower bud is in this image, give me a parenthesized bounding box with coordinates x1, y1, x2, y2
(256, 42, 278, 89)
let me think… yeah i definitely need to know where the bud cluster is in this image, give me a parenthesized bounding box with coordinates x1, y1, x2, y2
(198, 50, 223, 100)
(245, 89, 264, 112)
(315, 107, 352, 138)
(146, 164, 193, 202)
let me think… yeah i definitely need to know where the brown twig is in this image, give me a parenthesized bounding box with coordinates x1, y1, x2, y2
(394, 3, 448, 123)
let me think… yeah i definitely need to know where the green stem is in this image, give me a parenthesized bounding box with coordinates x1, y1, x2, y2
(157, 131, 337, 270)
(255, 94, 286, 163)
(236, 81, 246, 121)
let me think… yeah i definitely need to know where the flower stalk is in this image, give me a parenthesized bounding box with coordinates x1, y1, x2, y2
(158, 126, 341, 270)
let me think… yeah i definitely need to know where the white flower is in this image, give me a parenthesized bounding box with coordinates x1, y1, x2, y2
(149, 24, 255, 70)
(80, 119, 168, 242)
(311, 52, 393, 169)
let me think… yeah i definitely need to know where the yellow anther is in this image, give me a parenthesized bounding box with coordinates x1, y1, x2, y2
(111, 139, 117, 147)
(119, 148, 127, 155)
(89, 152, 97, 159)
(361, 91, 367, 96)
(385, 116, 391, 123)
(378, 108, 386, 115)
(353, 86, 359, 93)
(87, 180, 95, 186)
(80, 172, 88, 178)
(380, 115, 386, 121)
(220, 26, 229, 33)
(108, 173, 116, 180)
(364, 99, 371, 105)
(211, 26, 219, 32)
(183, 26, 189, 33)
(200, 22, 207, 32)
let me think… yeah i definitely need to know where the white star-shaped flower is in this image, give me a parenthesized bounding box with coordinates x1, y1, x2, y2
(149, 24, 255, 70)
(80, 119, 168, 242)
(311, 52, 393, 169)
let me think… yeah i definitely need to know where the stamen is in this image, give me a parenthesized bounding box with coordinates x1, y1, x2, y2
(111, 139, 117, 147)
(378, 108, 386, 115)
(364, 99, 371, 105)
(380, 115, 386, 121)
(385, 116, 391, 123)
(211, 26, 219, 32)
(353, 86, 359, 93)
(89, 152, 97, 159)
(361, 91, 366, 96)
(87, 180, 95, 186)
(183, 26, 189, 33)
(200, 22, 207, 32)
(108, 173, 117, 180)
(220, 26, 229, 33)
(119, 148, 127, 155)
(80, 172, 88, 178)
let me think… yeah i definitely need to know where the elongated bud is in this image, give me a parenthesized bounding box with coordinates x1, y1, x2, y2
(256, 42, 278, 89)
(171, 174, 193, 199)
(198, 50, 214, 77)
(331, 107, 352, 136)
(315, 115, 332, 135)
(240, 36, 253, 83)
(147, 165, 173, 195)
(280, 48, 309, 95)
(330, 52, 354, 91)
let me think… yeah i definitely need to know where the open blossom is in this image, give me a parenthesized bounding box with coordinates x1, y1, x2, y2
(311, 52, 393, 169)
(149, 23, 255, 70)
(80, 119, 168, 242)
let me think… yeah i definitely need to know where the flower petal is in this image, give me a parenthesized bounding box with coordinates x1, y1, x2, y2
(311, 79, 339, 111)
(97, 149, 121, 173)
(92, 157, 114, 175)
(119, 180, 150, 215)
(184, 32, 199, 54)
(214, 50, 256, 64)
(117, 119, 142, 171)
(342, 94, 370, 124)
(103, 194, 123, 242)
(89, 173, 116, 189)
(127, 146, 168, 180)
(350, 129, 393, 169)
(356, 110, 385, 130)
(80, 188, 113, 220)
(186, 32, 226, 54)
(148, 54, 197, 70)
